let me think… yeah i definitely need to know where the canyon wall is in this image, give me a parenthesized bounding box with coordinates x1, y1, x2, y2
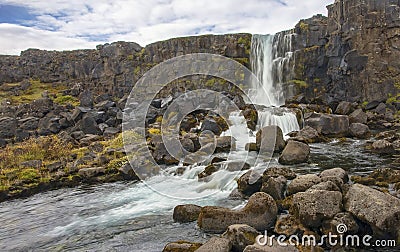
(0, 0, 400, 104)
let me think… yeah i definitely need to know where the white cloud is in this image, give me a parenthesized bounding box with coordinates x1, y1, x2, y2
(0, 0, 333, 55)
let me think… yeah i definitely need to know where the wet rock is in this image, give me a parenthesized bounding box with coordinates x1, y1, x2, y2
(215, 136, 235, 152)
(118, 163, 138, 180)
(245, 143, 257, 151)
(335, 101, 353, 115)
(349, 108, 368, 124)
(78, 167, 106, 178)
(305, 113, 349, 137)
(222, 160, 251, 172)
(345, 184, 400, 237)
(173, 204, 202, 223)
(319, 167, 349, 183)
(291, 126, 325, 143)
(263, 167, 297, 180)
(365, 101, 380, 110)
(278, 140, 310, 165)
(242, 107, 258, 131)
(237, 170, 263, 196)
(0, 117, 17, 139)
(196, 237, 231, 252)
(260, 176, 287, 200)
(201, 118, 222, 136)
(321, 212, 359, 235)
(198, 192, 278, 232)
(274, 214, 303, 236)
(349, 123, 370, 139)
(222, 224, 260, 252)
(287, 174, 322, 195)
(151, 135, 179, 165)
(292, 189, 343, 228)
(371, 139, 395, 154)
(180, 138, 195, 153)
(198, 164, 218, 179)
(162, 241, 202, 252)
(256, 126, 285, 153)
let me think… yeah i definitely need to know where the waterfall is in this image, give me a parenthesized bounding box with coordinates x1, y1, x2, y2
(250, 33, 300, 135)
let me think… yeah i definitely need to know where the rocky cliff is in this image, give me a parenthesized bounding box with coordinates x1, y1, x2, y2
(288, 0, 400, 105)
(0, 0, 400, 105)
(0, 34, 251, 98)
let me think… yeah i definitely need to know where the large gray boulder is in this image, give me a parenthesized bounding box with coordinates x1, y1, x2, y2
(335, 101, 353, 115)
(198, 192, 278, 233)
(256, 126, 285, 153)
(305, 113, 349, 137)
(287, 174, 322, 195)
(278, 141, 310, 165)
(196, 237, 231, 252)
(0, 117, 17, 139)
(292, 189, 343, 228)
(349, 123, 370, 139)
(222, 224, 260, 252)
(349, 108, 368, 124)
(237, 170, 263, 196)
(173, 204, 201, 223)
(344, 184, 400, 238)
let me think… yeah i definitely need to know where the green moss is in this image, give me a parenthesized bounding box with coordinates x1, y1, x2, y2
(18, 168, 40, 183)
(238, 36, 251, 55)
(107, 156, 128, 170)
(148, 128, 161, 135)
(292, 79, 309, 88)
(233, 57, 249, 65)
(304, 45, 320, 52)
(127, 54, 134, 60)
(299, 21, 309, 32)
(134, 66, 141, 76)
(54, 95, 79, 106)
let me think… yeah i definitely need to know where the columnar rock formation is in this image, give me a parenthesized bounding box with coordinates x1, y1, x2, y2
(0, 0, 399, 104)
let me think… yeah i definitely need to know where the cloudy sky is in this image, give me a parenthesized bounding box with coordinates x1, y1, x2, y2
(0, 0, 332, 55)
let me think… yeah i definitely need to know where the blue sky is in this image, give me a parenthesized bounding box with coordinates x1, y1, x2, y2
(0, 0, 332, 55)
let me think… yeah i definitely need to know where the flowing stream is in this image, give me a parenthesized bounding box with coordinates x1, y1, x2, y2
(0, 35, 392, 251)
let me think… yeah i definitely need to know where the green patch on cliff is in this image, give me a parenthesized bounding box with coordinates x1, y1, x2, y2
(299, 21, 309, 32)
(238, 36, 251, 55)
(0, 79, 69, 105)
(53, 95, 79, 106)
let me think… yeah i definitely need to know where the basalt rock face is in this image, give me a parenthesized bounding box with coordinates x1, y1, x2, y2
(0, 34, 251, 98)
(279, 0, 400, 105)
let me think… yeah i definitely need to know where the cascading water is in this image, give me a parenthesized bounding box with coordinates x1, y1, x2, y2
(250, 33, 300, 135)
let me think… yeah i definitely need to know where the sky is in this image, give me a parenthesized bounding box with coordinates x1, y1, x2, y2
(0, 0, 333, 55)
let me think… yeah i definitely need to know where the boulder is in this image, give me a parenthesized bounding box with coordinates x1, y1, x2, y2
(118, 163, 139, 180)
(162, 241, 202, 252)
(78, 115, 102, 135)
(349, 108, 368, 124)
(18, 117, 39, 131)
(78, 167, 106, 178)
(319, 167, 349, 183)
(291, 189, 343, 228)
(260, 176, 287, 200)
(196, 237, 231, 252)
(180, 138, 195, 153)
(79, 89, 94, 108)
(278, 141, 310, 165)
(0, 117, 17, 139)
(309, 181, 340, 192)
(344, 183, 400, 237)
(243, 238, 299, 251)
(305, 113, 349, 137)
(256, 126, 285, 153)
(287, 174, 322, 195)
(103, 127, 119, 137)
(198, 192, 278, 232)
(349, 123, 370, 139)
(173, 204, 202, 223)
(335, 101, 353, 115)
(201, 118, 222, 136)
(375, 103, 387, 114)
(215, 136, 235, 152)
(274, 214, 304, 237)
(237, 170, 263, 196)
(371, 140, 395, 154)
(245, 143, 258, 151)
(263, 167, 297, 180)
(291, 126, 325, 143)
(198, 164, 218, 179)
(321, 212, 359, 235)
(222, 224, 260, 252)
